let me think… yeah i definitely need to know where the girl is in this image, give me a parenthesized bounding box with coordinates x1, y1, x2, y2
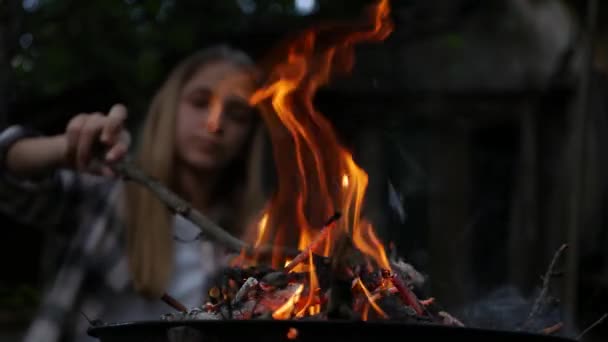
(0, 45, 269, 342)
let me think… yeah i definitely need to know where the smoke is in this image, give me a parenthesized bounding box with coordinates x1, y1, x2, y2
(453, 285, 579, 338)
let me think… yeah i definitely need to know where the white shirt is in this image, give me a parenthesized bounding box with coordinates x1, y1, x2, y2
(77, 215, 226, 341)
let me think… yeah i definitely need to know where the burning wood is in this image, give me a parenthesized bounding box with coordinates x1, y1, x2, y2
(161, 293, 188, 313)
(382, 269, 424, 316)
(283, 212, 341, 273)
(160, 249, 460, 327)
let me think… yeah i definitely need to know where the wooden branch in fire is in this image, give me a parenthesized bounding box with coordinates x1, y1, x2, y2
(284, 212, 341, 272)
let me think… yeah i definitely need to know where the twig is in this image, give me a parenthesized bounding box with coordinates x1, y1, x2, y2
(161, 293, 188, 313)
(522, 244, 568, 328)
(383, 270, 423, 316)
(80, 311, 105, 327)
(284, 212, 341, 272)
(577, 313, 608, 340)
(539, 322, 563, 335)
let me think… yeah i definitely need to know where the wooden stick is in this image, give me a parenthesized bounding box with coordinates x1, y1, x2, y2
(284, 212, 341, 272)
(577, 313, 607, 340)
(102, 157, 296, 256)
(539, 322, 563, 335)
(522, 244, 568, 328)
(386, 271, 423, 315)
(161, 293, 188, 313)
(111, 159, 249, 252)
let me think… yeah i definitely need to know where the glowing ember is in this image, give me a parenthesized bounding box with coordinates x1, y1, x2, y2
(287, 327, 299, 340)
(272, 284, 304, 320)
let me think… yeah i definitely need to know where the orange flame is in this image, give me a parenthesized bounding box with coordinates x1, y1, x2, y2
(249, 0, 394, 271)
(272, 284, 304, 320)
(246, 0, 394, 320)
(255, 212, 269, 248)
(355, 277, 388, 319)
(295, 249, 319, 317)
(353, 221, 391, 270)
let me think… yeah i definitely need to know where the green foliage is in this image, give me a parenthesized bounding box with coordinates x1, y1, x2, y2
(11, 0, 372, 125)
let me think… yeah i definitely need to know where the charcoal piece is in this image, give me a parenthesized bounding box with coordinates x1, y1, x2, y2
(247, 265, 276, 279)
(232, 277, 259, 305)
(327, 278, 356, 320)
(188, 308, 222, 320)
(254, 312, 273, 320)
(218, 303, 233, 319)
(377, 295, 420, 321)
(261, 271, 289, 288)
(359, 268, 383, 291)
(311, 254, 333, 290)
(286, 272, 308, 283)
(222, 267, 246, 282)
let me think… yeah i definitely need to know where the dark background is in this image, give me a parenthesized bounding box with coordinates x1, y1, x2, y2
(1, 0, 608, 341)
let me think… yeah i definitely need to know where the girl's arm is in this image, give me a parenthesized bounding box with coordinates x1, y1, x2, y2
(0, 104, 130, 228)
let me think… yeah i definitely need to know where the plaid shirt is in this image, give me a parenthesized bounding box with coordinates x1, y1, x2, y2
(0, 125, 135, 342)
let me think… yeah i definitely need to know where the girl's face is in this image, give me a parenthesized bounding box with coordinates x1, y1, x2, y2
(175, 61, 257, 172)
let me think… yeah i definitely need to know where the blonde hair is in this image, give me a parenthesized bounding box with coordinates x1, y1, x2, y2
(124, 46, 268, 298)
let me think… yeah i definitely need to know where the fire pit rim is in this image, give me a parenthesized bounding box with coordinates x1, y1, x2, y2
(87, 318, 576, 342)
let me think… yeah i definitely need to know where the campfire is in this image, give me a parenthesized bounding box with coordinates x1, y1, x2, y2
(161, 231, 463, 326)
(79, 2, 589, 341)
(160, 0, 462, 328)
(88, 1, 590, 341)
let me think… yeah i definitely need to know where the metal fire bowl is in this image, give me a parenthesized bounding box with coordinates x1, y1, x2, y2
(87, 319, 576, 342)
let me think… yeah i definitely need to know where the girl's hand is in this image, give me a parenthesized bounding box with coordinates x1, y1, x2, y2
(64, 103, 131, 176)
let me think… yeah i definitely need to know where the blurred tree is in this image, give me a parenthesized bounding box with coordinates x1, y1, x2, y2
(8, 0, 371, 132)
(0, 0, 21, 127)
